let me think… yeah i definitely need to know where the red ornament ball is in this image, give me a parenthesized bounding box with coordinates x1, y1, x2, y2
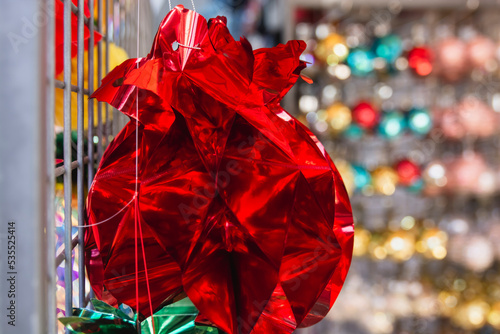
(395, 159, 421, 186)
(408, 46, 433, 76)
(352, 101, 379, 129)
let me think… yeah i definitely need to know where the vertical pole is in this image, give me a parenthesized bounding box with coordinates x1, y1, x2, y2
(77, 0, 86, 308)
(45, 0, 57, 331)
(63, 0, 74, 319)
(88, 0, 95, 190)
(0, 0, 51, 333)
(97, 0, 104, 163)
(87, 0, 96, 305)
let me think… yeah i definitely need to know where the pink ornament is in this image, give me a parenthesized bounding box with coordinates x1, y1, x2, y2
(457, 96, 497, 137)
(447, 153, 488, 194)
(440, 106, 465, 139)
(435, 37, 467, 82)
(467, 35, 496, 69)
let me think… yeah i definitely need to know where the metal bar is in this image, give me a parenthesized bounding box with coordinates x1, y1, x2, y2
(88, 0, 96, 191)
(77, 0, 86, 309)
(113, 0, 121, 136)
(105, 0, 110, 145)
(55, 156, 89, 177)
(55, 234, 80, 268)
(45, 0, 57, 332)
(0, 0, 51, 333)
(63, 0, 74, 319)
(87, 0, 97, 306)
(55, 79, 91, 95)
(97, 0, 104, 163)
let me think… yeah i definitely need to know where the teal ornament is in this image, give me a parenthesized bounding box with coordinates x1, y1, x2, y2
(346, 47, 375, 76)
(352, 165, 371, 191)
(372, 34, 403, 63)
(378, 111, 406, 139)
(342, 124, 364, 139)
(407, 178, 424, 193)
(408, 108, 432, 135)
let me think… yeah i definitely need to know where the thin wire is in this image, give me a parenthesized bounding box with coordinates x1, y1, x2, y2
(190, 0, 196, 12)
(168, 0, 172, 11)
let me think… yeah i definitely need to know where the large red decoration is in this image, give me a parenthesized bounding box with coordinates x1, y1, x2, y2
(85, 6, 354, 334)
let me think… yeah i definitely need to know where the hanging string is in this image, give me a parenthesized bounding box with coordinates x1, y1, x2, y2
(168, 0, 172, 11)
(190, 0, 196, 12)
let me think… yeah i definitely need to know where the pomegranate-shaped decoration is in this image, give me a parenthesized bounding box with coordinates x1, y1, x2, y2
(85, 6, 354, 334)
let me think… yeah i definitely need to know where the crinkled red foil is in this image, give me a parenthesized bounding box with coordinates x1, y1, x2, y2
(85, 5, 354, 334)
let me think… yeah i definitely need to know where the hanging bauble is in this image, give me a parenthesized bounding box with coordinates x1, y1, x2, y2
(457, 96, 497, 138)
(372, 166, 399, 196)
(449, 234, 494, 272)
(346, 47, 375, 76)
(315, 32, 350, 65)
(85, 6, 354, 334)
(447, 153, 488, 194)
(407, 46, 433, 76)
(416, 228, 448, 260)
(352, 164, 371, 191)
(422, 160, 448, 194)
(439, 106, 465, 139)
(342, 123, 365, 139)
(352, 101, 379, 129)
(378, 111, 406, 139)
(435, 37, 467, 82)
(489, 301, 500, 329)
(384, 230, 415, 261)
(326, 102, 352, 134)
(372, 34, 403, 63)
(452, 299, 490, 330)
(408, 107, 432, 136)
(467, 35, 496, 69)
(394, 159, 421, 186)
(439, 214, 471, 236)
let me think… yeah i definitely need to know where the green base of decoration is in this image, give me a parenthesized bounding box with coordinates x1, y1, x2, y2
(59, 298, 221, 334)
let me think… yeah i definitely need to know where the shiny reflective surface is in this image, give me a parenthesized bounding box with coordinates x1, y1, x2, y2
(86, 5, 354, 334)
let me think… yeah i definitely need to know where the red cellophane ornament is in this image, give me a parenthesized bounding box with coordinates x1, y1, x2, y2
(85, 6, 354, 334)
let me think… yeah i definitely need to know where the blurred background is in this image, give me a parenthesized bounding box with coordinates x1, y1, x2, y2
(49, 0, 500, 333)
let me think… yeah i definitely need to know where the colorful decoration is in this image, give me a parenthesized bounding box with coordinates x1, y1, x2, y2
(435, 37, 467, 82)
(315, 32, 349, 65)
(352, 164, 371, 191)
(408, 107, 432, 136)
(407, 46, 433, 76)
(86, 6, 353, 334)
(326, 102, 352, 133)
(378, 111, 406, 139)
(352, 101, 379, 129)
(372, 34, 403, 63)
(346, 47, 375, 76)
(394, 159, 421, 186)
(371, 166, 399, 195)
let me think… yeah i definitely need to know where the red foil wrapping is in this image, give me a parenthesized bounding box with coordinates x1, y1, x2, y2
(85, 5, 354, 334)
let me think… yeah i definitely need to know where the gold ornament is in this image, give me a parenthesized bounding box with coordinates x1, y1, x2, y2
(372, 166, 399, 196)
(334, 159, 355, 195)
(327, 102, 352, 134)
(315, 33, 349, 65)
(385, 230, 415, 261)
